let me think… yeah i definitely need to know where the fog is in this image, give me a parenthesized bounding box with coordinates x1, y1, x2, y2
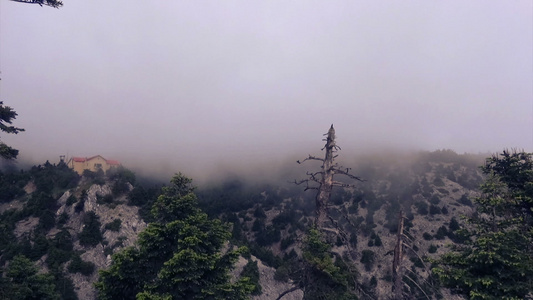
(1, 1, 532, 183)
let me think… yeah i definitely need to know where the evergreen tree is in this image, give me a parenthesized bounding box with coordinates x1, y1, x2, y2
(8, 0, 62, 8)
(96, 173, 253, 300)
(0, 102, 24, 160)
(300, 228, 358, 300)
(433, 151, 533, 299)
(0, 255, 60, 299)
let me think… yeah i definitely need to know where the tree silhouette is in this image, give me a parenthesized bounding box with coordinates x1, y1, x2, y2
(281, 125, 365, 300)
(295, 124, 363, 228)
(8, 0, 62, 8)
(433, 150, 533, 299)
(96, 173, 253, 300)
(0, 102, 24, 160)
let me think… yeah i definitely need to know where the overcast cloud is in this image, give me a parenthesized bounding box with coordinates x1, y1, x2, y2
(1, 1, 532, 181)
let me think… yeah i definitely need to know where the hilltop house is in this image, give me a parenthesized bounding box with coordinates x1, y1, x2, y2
(67, 155, 120, 175)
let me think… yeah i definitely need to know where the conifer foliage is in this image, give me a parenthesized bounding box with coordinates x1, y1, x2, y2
(433, 151, 533, 299)
(0, 101, 24, 160)
(96, 173, 253, 300)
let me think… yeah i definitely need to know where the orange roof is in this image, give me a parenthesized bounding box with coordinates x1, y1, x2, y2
(72, 157, 87, 162)
(70, 155, 120, 165)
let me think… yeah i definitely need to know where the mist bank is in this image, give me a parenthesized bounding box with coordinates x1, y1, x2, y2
(4, 148, 491, 189)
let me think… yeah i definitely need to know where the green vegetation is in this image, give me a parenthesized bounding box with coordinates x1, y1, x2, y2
(433, 151, 533, 299)
(0, 101, 24, 160)
(0, 149, 511, 299)
(0, 255, 60, 299)
(96, 173, 254, 300)
(241, 260, 262, 295)
(300, 228, 358, 299)
(68, 253, 95, 276)
(108, 166, 136, 196)
(78, 211, 103, 247)
(104, 219, 122, 232)
(360, 249, 376, 271)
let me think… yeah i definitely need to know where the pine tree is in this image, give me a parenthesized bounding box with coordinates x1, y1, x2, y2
(95, 173, 253, 300)
(0, 102, 24, 160)
(433, 151, 533, 299)
(0, 255, 60, 299)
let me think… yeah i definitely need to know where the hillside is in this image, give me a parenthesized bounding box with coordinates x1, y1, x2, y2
(196, 150, 487, 299)
(0, 150, 488, 299)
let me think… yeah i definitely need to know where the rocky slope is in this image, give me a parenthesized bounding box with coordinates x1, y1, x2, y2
(0, 150, 487, 299)
(199, 150, 486, 299)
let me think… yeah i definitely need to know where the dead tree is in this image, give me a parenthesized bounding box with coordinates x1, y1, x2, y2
(392, 211, 405, 300)
(280, 125, 371, 300)
(392, 210, 437, 300)
(295, 124, 363, 228)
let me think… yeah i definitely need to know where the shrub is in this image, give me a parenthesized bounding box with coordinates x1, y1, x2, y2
(46, 247, 72, 270)
(241, 260, 262, 295)
(434, 226, 448, 240)
(253, 206, 266, 219)
(411, 256, 424, 268)
(252, 219, 263, 232)
(78, 211, 103, 247)
(429, 194, 440, 205)
(280, 236, 294, 250)
(66, 195, 77, 206)
(104, 219, 122, 232)
(368, 232, 382, 247)
(256, 226, 281, 246)
(448, 217, 460, 232)
(415, 201, 429, 215)
(458, 194, 473, 207)
(68, 254, 95, 276)
(428, 244, 438, 253)
(360, 250, 376, 271)
(97, 194, 114, 205)
(429, 204, 441, 215)
(57, 212, 69, 226)
(369, 276, 378, 288)
(37, 210, 56, 232)
(74, 190, 87, 213)
(274, 265, 290, 282)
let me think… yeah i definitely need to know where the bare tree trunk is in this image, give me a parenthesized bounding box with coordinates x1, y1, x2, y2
(392, 210, 405, 300)
(295, 124, 362, 229)
(315, 125, 336, 227)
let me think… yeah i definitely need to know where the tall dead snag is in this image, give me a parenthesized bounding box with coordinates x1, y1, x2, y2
(392, 211, 405, 300)
(295, 124, 363, 228)
(391, 210, 436, 300)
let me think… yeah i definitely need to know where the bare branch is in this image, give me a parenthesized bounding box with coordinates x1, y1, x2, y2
(402, 269, 432, 300)
(403, 243, 430, 271)
(9, 0, 63, 8)
(332, 168, 365, 182)
(331, 181, 357, 188)
(292, 179, 319, 191)
(298, 155, 325, 164)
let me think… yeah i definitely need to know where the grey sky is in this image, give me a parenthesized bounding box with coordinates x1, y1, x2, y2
(1, 1, 532, 181)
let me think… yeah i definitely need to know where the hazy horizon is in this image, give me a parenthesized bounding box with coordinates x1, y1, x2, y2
(1, 1, 532, 183)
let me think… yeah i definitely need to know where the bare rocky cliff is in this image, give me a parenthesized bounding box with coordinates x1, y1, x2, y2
(54, 181, 146, 300)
